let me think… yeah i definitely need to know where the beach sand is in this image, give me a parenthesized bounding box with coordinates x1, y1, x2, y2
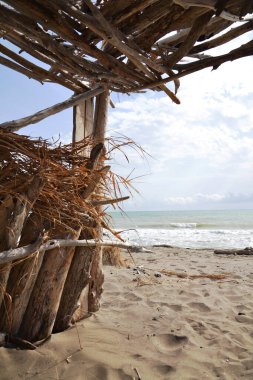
(1, 246, 253, 380)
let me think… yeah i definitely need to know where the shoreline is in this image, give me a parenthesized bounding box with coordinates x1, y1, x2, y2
(1, 246, 253, 379)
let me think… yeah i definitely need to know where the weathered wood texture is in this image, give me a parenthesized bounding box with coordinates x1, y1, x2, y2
(0, 176, 44, 312)
(88, 90, 109, 313)
(53, 245, 93, 332)
(0, 87, 102, 132)
(0, 252, 44, 335)
(0, 0, 252, 105)
(73, 98, 94, 142)
(18, 235, 77, 342)
(214, 248, 253, 256)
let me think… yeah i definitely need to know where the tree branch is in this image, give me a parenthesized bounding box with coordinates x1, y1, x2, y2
(0, 239, 135, 265)
(0, 87, 104, 132)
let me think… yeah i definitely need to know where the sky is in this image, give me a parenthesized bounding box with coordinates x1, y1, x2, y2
(1, 33, 253, 211)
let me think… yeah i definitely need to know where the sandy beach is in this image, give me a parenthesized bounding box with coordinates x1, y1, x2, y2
(1, 246, 253, 380)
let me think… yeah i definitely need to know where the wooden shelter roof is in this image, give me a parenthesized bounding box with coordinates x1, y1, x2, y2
(0, 0, 253, 104)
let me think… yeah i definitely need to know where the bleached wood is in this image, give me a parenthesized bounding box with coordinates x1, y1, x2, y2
(73, 98, 94, 143)
(0, 87, 103, 132)
(18, 237, 77, 342)
(93, 90, 110, 141)
(0, 176, 44, 315)
(165, 10, 214, 68)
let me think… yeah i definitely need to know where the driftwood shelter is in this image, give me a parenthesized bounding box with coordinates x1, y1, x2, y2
(0, 0, 253, 347)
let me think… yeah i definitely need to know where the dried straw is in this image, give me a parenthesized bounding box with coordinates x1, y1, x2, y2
(0, 130, 136, 240)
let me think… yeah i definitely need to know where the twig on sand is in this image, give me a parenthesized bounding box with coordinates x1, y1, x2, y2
(74, 321, 83, 350)
(160, 269, 228, 280)
(133, 367, 142, 380)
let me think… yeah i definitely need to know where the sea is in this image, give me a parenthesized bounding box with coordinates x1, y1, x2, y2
(108, 210, 253, 249)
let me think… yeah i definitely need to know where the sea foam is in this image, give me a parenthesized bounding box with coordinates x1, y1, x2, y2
(117, 228, 253, 249)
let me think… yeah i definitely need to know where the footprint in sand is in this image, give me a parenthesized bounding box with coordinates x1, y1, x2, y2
(155, 364, 175, 375)
(188, 302, 211, 312)
(235, 314, 253, 324)
(242, 359, 253, 370)
(125, 293, 142, 302)
(151, 333, 188, 353)
(168, 304, 183, 312)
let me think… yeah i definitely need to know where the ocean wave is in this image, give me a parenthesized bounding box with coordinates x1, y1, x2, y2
(116, 228, 253, 249)
(169, 222, 198, 229)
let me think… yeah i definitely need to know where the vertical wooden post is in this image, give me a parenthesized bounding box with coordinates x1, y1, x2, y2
(18, 237, 78, 342)
(93, 90, 109, 142)
(54, 91, 109, 329)
(88, 89, 109, 312)
(0, 176, 44, 334)
(0, 196, 14, 308)
(73, 97, 94, 142)
(54, 97, 96, 331)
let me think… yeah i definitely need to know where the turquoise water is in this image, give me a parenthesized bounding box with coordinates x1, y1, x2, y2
(108, 210, 253, 248)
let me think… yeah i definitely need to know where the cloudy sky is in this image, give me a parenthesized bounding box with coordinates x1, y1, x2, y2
(1, 33, 253, 211)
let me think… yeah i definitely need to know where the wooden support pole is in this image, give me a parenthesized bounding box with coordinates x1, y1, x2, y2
(0, 251, 44, 335)
(53, 245, 93, 332)
(73, 97, 94, 142)
(88, 89, 109, 313)
(54, 95, 96, 328)
(0, 87, 103, 132)
(93, 90, 110, 142)
(0, 176, 44, 317)
(18, 231, 79, 342)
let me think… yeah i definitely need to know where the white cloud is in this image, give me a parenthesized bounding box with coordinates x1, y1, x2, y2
(109, 49, 253, 210)
(165, 192, 253, 206)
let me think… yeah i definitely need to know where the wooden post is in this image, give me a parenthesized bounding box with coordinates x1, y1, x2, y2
(18, 231, 79, 342)
(53, 244, 93, 332)
(0, 196, 14, 308)
(55, 91, 109, 328)
(54, 97, 96, 330)
(88, 89, 109, 312)
(0, 213, 44, 335)
(73, 97, 94, 142)
(93, 90, 109, 142)
(0, 176, 44, 322)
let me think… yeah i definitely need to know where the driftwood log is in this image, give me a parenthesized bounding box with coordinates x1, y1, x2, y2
(214, 248, 253, 256)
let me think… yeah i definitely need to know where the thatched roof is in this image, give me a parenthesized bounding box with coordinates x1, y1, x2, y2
(1, 0, 253, 104)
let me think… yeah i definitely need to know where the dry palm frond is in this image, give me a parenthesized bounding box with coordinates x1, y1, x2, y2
(102, 246, 128, 267)
(0, 130, 137, 241)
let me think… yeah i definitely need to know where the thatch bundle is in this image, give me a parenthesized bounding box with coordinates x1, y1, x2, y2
(0, 0, 252, 105)
(0, 129, 126, 240)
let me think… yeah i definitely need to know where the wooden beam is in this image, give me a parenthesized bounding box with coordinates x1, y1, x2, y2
(190, 19, 253, 54)
(127, 39, 253, 92)
(0, 87, 104, 132)
(165, 10, 214, 67)
(0, 239, 132, 264)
